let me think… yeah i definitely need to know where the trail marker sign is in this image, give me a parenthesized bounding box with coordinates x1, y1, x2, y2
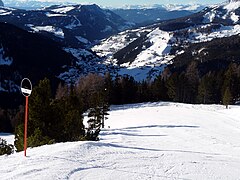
(21, 78, 32, 97)
(20, 78, 32, 157)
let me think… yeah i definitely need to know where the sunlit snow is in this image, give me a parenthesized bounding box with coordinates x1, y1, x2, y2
(129, 28, 173, 68)
(224, 1, 240, 11)
(0, 9, 12, 16)
(30, 26, 64, 39)
(1, 102, 240, 179)
(45, 12, 66, 17)
(51, 6, 75, 14)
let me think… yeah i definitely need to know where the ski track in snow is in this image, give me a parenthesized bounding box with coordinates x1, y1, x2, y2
(1, 102, 240, 179)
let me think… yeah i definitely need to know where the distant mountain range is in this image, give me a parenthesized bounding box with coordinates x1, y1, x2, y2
(111, 4, 205, 24)
(2, 0, 205, 24)
(0, 4, 133, 86)
(93, 1, 240, 80)
(2, 0, 67, 10)
(0, 4, 133, 107)
(0, 4, 133, 44)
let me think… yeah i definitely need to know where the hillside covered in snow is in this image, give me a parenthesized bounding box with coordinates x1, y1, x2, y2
(93, 1, 240, 81)
(1, 102, 240, 179)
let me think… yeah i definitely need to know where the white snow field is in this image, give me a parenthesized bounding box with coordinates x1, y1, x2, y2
(1, 102, 240, 180)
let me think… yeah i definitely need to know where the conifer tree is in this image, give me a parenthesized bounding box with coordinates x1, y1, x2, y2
(151, 75, 168, 101)
(223, 87, 232, 109)
(197, 72, 218, 104)
(0, 138, 14, 155)
(166, 73, 176, 101)
(185, 61, 199, 103)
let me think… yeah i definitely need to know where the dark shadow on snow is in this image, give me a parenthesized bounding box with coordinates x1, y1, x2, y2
(101, 131, 168, 137)
(90, 142, 221, 156)
(121, 125, 200, 130)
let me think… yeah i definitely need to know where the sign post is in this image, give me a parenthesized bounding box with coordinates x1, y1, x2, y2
(20, 78, 32, 157)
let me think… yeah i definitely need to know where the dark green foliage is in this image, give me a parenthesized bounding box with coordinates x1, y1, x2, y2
(166, 72, 189, 102)
(223, 87, 232, 109)
(198, 73, 215, 104)
(165, 61, 240, 104)
(76, 73, 110, 140)
(14, 78, 85, 151)
(136, 80, 152, 102)
(27, 128, 53, 148)
(0, 109, 13, 133)
(151, 76, 168, 101)
(85, 128, 101, 141)
(0, 138, 14, 155)
(166, 72, 178, 101)
(185, 61, 199, 103)
(14, 124, 24, 152)
(110, 75, 138, 104)
(88, 107, 103, 129)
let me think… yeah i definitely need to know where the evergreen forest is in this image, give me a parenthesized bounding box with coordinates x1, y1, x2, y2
(0, 62, 240, 151)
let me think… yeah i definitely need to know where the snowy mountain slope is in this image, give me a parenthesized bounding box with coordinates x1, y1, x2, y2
(0, 22, 78, 107)
(93, 1, 240, 81)
(0, 4, 134, 95)
(1, 102, 240, 179)
(0, 4, 133, 45)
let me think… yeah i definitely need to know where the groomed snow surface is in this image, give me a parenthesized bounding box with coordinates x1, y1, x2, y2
(1, 102, 240, 180)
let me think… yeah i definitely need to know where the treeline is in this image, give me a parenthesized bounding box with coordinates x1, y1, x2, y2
(165, 62, 240, 106)
(106, 62, 240, 106)
(1, 62, 240, 151)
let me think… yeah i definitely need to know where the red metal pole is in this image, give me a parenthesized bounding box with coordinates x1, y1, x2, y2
(24, 96, 28, 157)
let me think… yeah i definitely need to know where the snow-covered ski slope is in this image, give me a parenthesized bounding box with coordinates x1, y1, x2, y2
(1, 102, 240, 179)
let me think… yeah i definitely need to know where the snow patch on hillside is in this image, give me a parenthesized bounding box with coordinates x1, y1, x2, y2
(92, 27, 173, 80)
(45, 12, 66, 17)
(129, 28, 173, 68)
(224, 1, 240, 11)
(203, 10, 216, 23)
(64, 16, 82, 29)
(51, 6, 75, 14)
(30, 25, 64, 39)
(0, 48, 13, 66)
(59, 47, 108, 83)
(0, 9, 12, 15)
(230, 12, 239, 23)
(75, 36, 89, 44)
(92, 27, 151, 59)
(165, 4, 203, 11)
(193, 24, 240, 43)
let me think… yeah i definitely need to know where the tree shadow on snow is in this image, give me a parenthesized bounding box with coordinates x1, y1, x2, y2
(122, 125, 200, 130)
(93, 142, 221, 156)
(101, 131, 168, 137)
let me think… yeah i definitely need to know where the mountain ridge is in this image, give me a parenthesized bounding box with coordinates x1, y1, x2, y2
(93, 1, 240, 80)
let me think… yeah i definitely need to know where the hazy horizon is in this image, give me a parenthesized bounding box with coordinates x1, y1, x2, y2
(3, 0, 226, 8)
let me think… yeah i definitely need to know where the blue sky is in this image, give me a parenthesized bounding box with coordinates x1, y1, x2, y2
(69, 0, 224, 7)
